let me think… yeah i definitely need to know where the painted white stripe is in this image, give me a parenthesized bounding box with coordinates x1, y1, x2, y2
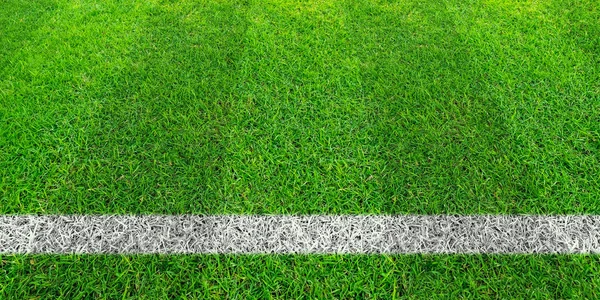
(1, 215, 599, 254)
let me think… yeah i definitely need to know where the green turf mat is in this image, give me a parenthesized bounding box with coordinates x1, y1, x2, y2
(1, 254, 599, 298)
(1, 0, 598, 214)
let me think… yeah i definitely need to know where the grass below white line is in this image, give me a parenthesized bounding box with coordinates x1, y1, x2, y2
(1, 215, 599, 254)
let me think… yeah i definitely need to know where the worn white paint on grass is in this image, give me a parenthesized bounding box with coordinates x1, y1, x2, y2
(1, 215, 599, 254)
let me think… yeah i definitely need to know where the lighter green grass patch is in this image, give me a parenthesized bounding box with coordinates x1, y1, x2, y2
(1, 0, 599, 214)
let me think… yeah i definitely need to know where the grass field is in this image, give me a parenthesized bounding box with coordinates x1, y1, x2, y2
(1, 255, 600, 298)
(1, 0, 599, 297)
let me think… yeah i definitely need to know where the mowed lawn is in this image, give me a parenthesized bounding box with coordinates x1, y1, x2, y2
(1, 0, 599, 297)
(2, 0, 598, 215)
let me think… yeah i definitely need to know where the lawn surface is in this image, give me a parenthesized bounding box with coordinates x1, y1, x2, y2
(2, 0, 598, 215)
(1, 0, 600, 297)
(1, 254, 600, 298)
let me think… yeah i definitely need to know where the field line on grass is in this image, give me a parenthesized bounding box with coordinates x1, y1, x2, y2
(1, 215, 599, 254)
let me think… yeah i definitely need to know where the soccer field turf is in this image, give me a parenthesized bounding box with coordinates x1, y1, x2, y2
(1, 0, 599, 297)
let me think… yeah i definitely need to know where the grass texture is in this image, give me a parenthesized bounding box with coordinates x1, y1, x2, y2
(1, 0, 598, 215)
(1, 254, 600, 298)
(1, 0, 599, 297)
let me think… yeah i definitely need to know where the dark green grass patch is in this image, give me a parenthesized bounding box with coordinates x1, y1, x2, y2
(1, 254, 599, 298)
(1, 0, 599, 214)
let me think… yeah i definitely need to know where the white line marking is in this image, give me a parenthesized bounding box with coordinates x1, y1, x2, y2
(1, 215, 599, 254)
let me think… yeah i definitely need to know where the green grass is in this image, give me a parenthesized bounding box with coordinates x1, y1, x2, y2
(1, 254, 599, 298)
(1, 0, 600, 297)
(1, 0, 598, 215)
